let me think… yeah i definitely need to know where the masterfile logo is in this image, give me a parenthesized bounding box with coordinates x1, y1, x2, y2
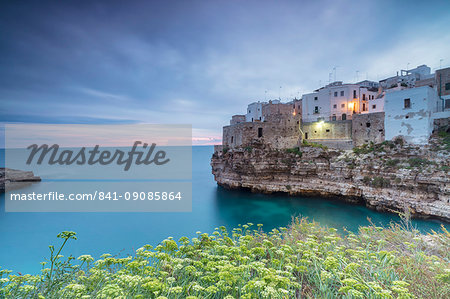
(26, 141, 170, 171)
(4, 124, 192, 212)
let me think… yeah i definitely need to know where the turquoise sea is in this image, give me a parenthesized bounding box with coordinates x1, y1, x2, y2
(0, 146, 448, 274)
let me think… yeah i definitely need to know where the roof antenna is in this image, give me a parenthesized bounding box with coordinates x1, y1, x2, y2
(333, 66, 339, 82)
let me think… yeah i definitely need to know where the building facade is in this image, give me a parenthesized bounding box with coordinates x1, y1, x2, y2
(301, 81, 378, 122)
(384, 86, 440, 144)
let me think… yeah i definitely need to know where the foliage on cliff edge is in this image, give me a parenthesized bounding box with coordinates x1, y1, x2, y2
(0, 218, 449, 298)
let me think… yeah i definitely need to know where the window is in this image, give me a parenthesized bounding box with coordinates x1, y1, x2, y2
(366, 123, 371, 128)
(332, 115, 336, 121)
(334, 92, 338, 97)
(340, 91, 344, 96)
(363, 103, 366, 111)
(363, 94, 366, 100)
(372, 104, 376, 109)
(258, 128, 263, 138)
(341, 103, 345, 108)
(248, 110, 251, 113)
(445, 82, 450, 90)
(342, 113, 347, 120)
(333, 104, 337, 108)
(231, 136, 234, 143)
(314, 106, 319, 113)
(404, 98, 411, 109)
(353, 90, 357, 99)
(314, 96, 318, 101)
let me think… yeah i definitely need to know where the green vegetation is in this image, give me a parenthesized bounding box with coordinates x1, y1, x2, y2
(353, 142, 395, 156)
(222, 147, 229, 154)
(285, 147, 302, 157)
(302, 140, 328, 150)
(407, 158, 436, 168)
(437, 130, 450, 151)
(362, 176, 391, 188)
(371, 176, 391, 188)
(1, 219, 449, 298)
(385, 159, 400, 167)
(244, 146, 253, 153)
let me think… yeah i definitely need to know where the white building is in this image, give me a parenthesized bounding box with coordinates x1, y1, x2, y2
(384, 86, 440, 144)
(379, 65, 433, 89)
(368, 93, 385, 113)
(301, 81, 379, 122)
(245, 101, 265, 122)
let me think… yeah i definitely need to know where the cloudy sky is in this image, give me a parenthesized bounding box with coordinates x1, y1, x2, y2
(1, 0, 449, 144)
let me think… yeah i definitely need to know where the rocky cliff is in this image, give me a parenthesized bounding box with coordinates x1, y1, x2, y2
(0, 168, 41, 192)
(211, 137, 450, 221)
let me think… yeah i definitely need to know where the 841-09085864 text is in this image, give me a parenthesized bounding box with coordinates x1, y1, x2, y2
(9, 191, 184, 201)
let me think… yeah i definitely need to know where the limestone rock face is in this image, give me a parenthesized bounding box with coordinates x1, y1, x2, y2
(211, 142, 450, 221)
(0, 168, 41, 192)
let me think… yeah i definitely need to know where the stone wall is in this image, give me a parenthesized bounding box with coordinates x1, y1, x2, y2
(301, 120, 352, 141)
(433, 117, 450, 131)
(262, 102, 294, 119)
(223, 114, 301, 150)
(436, 67, 450, 97)
(230, 115, 246, 125)
(352, 112, 385, 146)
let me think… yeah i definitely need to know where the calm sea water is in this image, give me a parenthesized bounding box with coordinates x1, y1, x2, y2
(0, 146, 448, 274)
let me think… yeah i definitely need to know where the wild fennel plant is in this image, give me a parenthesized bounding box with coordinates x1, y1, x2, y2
(0, 219, 449, 298)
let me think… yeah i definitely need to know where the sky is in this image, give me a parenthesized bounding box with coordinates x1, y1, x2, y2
(1, 0, 450, 145)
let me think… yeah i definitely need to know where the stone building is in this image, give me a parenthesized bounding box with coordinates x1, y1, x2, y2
(222, 114, 301, 150)
(352, 112, 385, 146)
(230, 115, 245, 125)
(436, 67, 450, 110)
(301, 120, 353, 149)
(219, 65, 449, 151)
(222, 100, 301, 150)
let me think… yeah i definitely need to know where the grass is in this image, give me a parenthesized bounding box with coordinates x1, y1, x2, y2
(407, 158, 436, 168)
(285, 147, 302, 157)
(0, 219, 449, 298)
(302, 140, 328, 150)
(437, 130, 450, 151)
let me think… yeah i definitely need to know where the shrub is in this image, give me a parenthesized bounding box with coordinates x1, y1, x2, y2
(1, 220, 449, 298)
(407, 158, 435, 168)
(393, 136, 404, 146)
(371, 176, 391, 188)
(302, 140, 328, 150)
(353, 144, 373, 155)
(386, 159, 400, 167)
(285, 147, 302, 157)
(244, 146, 253, 153)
